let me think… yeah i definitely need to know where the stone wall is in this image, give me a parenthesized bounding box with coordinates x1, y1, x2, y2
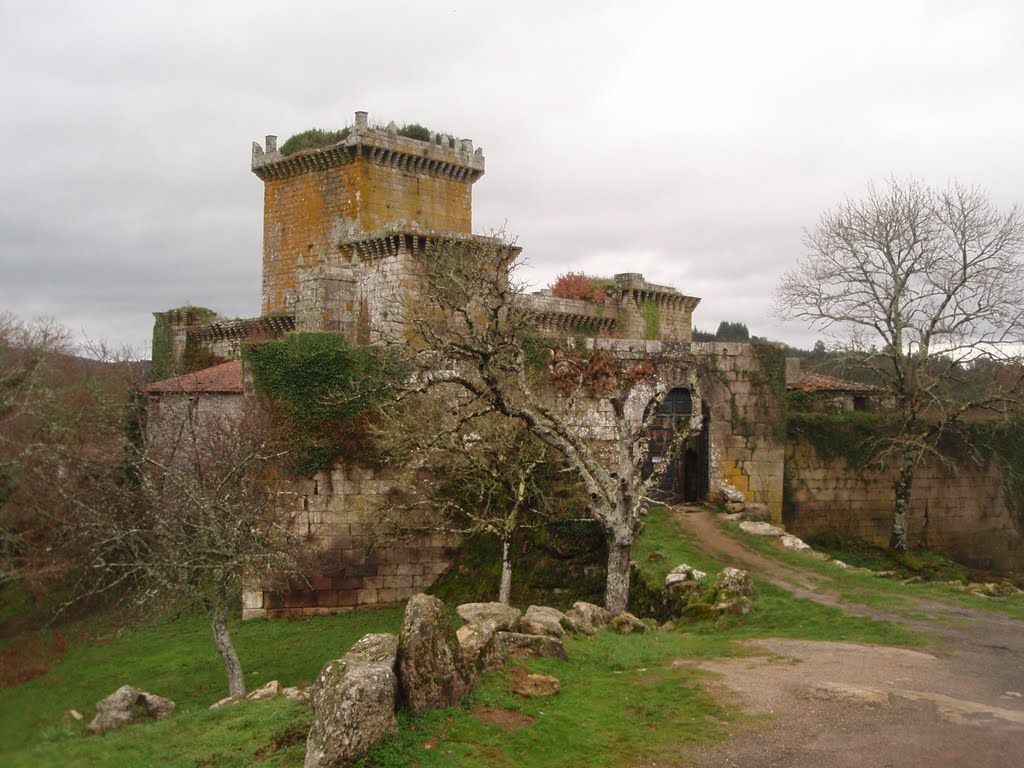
(696, 341, 787, 520)
(784, 438, 1024, 571)
(242, 464, 457, 619)
(553, 339, 787, 520)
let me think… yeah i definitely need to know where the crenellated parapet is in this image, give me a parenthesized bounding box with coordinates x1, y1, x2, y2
(251, 111, 485, 183)
(255, 111, 486, 316)
(526, 273, 700, 342)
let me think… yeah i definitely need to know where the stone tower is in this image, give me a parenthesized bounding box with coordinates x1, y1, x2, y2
(251, 111, 488, 337)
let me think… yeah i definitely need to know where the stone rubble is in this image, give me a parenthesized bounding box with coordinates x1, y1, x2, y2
(665, 563, 707, 586)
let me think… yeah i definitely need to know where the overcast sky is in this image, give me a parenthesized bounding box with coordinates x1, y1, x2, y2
(1, 0, 1022, 356)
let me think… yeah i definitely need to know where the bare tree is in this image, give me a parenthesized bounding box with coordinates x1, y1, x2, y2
(127, 400, 311, 697)
(400, 237, 705, 613)
(0, 312, 136, 593)
(775, 177, 1024, 551)
(377, 399, 555, 605)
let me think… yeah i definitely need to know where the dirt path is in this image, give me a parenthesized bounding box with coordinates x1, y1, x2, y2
(669, 508, 1024, 768)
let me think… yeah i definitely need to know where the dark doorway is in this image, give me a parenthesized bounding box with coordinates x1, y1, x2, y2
(643, 388, 709, 504)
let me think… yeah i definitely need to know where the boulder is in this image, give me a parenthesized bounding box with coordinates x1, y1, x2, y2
(456, 602, 521, 630)
(740, 502, 771, 521)
(713, 567, 754, 616)
(664, 564, 707, 587)
(717, 481, 746, 504)
(738, 521, 785, 537)
(560, 610, 597, 636)
(396, 593, 473, 713)
(514, 673, 561, 697)
(567, 601, 611, 630)
(493, 631, 569, 662)
(457, 618, 502, 672)
(246, 680, 280, 701)
(86, 685, 175, 735)
(780, 534, 813, 553)
(305, 633, 399, 768)
(514, 606, 567, 638)
(609, 611, 647, 635)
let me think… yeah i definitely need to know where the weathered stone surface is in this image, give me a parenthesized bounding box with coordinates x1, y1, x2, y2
(209, 695, 238, 710)
(514, 606, 567, 638)
(739, 521, 785, 537)
(283, 685, 312, 704)
(718, 481, 746, 504)
(457, 618, 501, 672)
(609, 611, 648, 634)
(396, 594, 473, 713)
(560, 610, 597, 636)
(456, 602, 521, 630)
(514, 673, 561, 697)
(568, 601, 611, 630)
(740, 502, 771, 521)
(305, 632, 399, 768)
(246, 680, 281, 701)
(562, 607, 596, 635)
(713, 567, 754, 616)
(86, 685, 175, 735)
(780, 533, 813, 552)
(494, 631, 570, 662)
(665, 563, 707, 587)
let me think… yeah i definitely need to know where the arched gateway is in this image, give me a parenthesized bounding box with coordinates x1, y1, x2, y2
(643, 387, 709, 503)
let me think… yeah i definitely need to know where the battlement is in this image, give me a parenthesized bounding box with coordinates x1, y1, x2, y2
(251, 111, 485, 183)
(527, 274, 700, 342)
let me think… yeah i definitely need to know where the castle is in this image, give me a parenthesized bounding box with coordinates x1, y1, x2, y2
(147, 112, 1023, 616)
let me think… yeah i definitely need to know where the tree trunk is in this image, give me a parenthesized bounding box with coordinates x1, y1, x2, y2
(890, 449, 916, 553)
(498, 535, 513, 605)
(211, 597, 245, 698)
(604, 539, 632, 614)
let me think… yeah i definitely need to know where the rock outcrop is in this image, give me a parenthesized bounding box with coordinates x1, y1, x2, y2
(305, 633, 399, 768)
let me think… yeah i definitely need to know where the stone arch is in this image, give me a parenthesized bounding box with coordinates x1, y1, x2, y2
(643, 386, 709, 503)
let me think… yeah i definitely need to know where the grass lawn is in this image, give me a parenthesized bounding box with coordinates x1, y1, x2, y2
(1, 507, 921, 767)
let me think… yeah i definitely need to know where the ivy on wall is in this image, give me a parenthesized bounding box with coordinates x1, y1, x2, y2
(642, 300, 661, 340)
(150, 306, 218, 382)
(787, 412, 1024, 527)
(243, 333, 401, 475)
(150, 318, 175, 383)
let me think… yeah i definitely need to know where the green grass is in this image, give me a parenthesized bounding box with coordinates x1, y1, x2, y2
(0, 607, 403, 762)
(2, 507, 926, 767)
(717, 517, 1024, 621)
(357, 635, 734, 767)
(634, 508, 921, 647)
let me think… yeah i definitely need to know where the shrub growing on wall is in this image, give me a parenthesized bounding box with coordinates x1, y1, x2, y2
(280, 128, 351, 156)
(550, 272, 613, 303)
(243, 333, 400, 474)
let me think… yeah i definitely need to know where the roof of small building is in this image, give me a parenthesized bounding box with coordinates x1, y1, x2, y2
(145, 360, 243, 395)
(787, 372, 882, 395)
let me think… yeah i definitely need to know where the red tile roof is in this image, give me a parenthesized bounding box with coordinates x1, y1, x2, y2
(787, 372, 882, 395)
(145, 360, 243, 394)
